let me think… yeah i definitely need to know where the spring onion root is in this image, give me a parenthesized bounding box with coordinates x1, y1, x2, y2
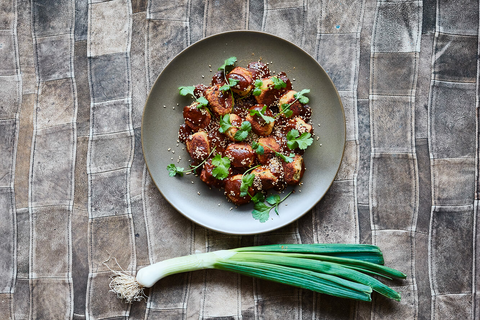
(108, 244, 406, 303)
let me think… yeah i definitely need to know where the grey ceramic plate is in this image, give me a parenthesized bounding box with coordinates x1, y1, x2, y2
(142, 31, 345, 235)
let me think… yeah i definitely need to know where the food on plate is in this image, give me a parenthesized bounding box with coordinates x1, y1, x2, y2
(168, 57, 315, 222)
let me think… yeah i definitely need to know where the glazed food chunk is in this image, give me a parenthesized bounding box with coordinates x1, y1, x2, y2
(283, 154, 305, 185)
(278, 90, 311, 119)
(254, 72, 292, 106)
(225, 174, 253, 205)
(225, 143, 255, 168)
(256, 136, 280, 165)
(200, 159, 229, 188)
(227, 67, 254, 96)
(245, 105, 275, 136)
(252, 166, 278, 190)
(223, 113, 243, 141)
(205, 84, 234, 116)
(183, 101, 211, 131)
(186, 131, 210, 162)
(283, 117, 313, 135)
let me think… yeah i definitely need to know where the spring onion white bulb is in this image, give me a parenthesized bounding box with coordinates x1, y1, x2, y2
(108, 244, 405, 303)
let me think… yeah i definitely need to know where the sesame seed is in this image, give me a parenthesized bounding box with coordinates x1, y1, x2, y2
(191, 181, 194, 184)
(172, 150, 175, 154)
(230, 207, 233, 211)
(197, 191, 201, 195)
(173, 107, 175, 110)
(163, 105, 166, 108)
(168, 148, 171, 151)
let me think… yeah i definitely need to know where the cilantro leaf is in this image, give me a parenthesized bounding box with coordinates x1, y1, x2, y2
(240, 173, 255, 197)
(249, 106, 275, 124)
(220, 78, 239, 92)
(167, 164, 184, 177)
(218, 56, 237, 71)
(252, 79, 263, 96)
(251, 192, 265, 203)
(211, 154, 230, 180)
(266, 194, 281, 206)
(234, 121, 252, 141)
(252, 202, 271, 223)
(286, 129, 313, 150)
(196, 96, 208, 108)
(294, 89, 310, 104)
(251, 141, 264, 155)
(218, 114, 233, 134)
(277, 152, 294, 163)
(179, 86, 196, 97)
(271, 76, 287, 90)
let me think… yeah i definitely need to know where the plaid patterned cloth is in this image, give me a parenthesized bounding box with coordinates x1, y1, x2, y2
(1, 0, 478, 319)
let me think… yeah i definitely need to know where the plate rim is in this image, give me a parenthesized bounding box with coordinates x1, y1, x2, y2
(141, 30, 346, 235)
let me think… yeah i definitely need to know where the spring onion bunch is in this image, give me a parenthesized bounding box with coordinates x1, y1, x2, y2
(108, 244, 405, 303)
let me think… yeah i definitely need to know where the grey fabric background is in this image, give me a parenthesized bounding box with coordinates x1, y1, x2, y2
(0, 0, 478, 319)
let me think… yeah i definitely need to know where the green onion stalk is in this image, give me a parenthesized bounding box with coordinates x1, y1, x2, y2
(107, 244, 405, 303)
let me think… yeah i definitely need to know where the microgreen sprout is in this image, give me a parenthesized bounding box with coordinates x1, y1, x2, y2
(249, 105, 275, 124)
(286, 129, 314, 150)
(167, 148, 216, 177)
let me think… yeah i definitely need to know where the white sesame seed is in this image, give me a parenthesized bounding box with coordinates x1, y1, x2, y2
(191, 181, 194, 184)
(197, 191, 201, 195)
(163, 105, 166, 108)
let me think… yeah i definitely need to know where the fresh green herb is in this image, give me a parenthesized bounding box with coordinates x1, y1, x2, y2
(196, 96, 209, 108)
(239, 165, 261, 197)
(218, 114, 233, 134)
(276, 152, 295, 163)
(220, 78, 240, 92)
(276, 88, 310, 118)
(240, 174, 255, 197)
(211, 154, 231, 180)
(167, 163, 185, 177)
(218, 115, 251, 142)
(294, 89, 310, 104)
(178, 86, 209, 109)
(167, 148, 215, 177)
(286, 129, 314, 150)
(178, 86, 196, 97)
(249, 106, 275, 124)
(251, 190, 293, 222)
(234, 121, 252, 141)
(252, 79, 263, 96)
(218, 56, 237, 71)
(254, 141, 294, 163)
(251, 141, 264, 155)
(271, 76, 287, 90)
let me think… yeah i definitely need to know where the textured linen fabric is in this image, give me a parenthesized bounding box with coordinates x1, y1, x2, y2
(1, 0, 478, 319)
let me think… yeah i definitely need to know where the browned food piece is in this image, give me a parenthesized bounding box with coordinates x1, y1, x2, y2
(278, 90, 312, 119)
(224, 143, 255, 168)
(227, 67, 254, 96)
(283, 154, 305, 185)
(207, 129, 228, 155)
(225, 174, 253, 205)
(211, 70, 226, 86)
(283, 117, 313, 136)
(223, 113, 243, 141)
(247, 61, 270, 80)
(252, 166, 279, 190)
(183, 102, 211, 131)
(254, 72, 292, 106)
(256, 136, 280, 164)
(186, 131, 210, 162)
(245, 104, 275, 136)
(200, 159, 229, 188)
(178, 123, 193, 143)
(194, 84, 209, 98)
(204, 84, 234, 116)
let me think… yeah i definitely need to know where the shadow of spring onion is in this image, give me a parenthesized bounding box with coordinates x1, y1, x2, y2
(107, 243, 406, 303)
